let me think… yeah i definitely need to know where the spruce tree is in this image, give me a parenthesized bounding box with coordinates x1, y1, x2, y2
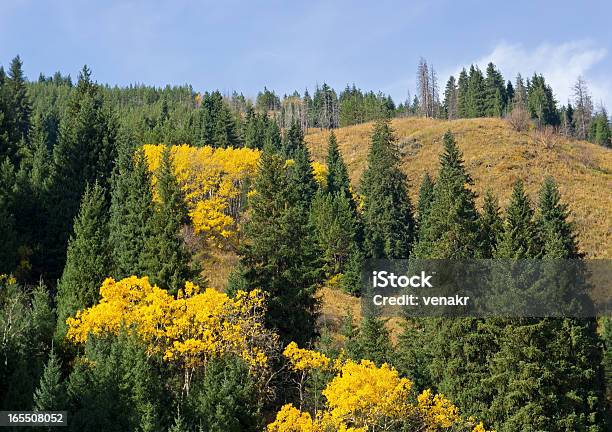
(484, 62, 506, 117)
(414, 131, 478, 258)
(288, 144, 318, 209)
(34, 348, 67, 411)
(186, 357, 262, 432)
(494, 180, 540, 259)
(456, 68, 469, 118)
(477, 189, 503, 258)
(360, 119, 414, 259)
(55, 181, 111, 343)
(325, 131, 351, 196)
(263, 119, 282, 153)
(408, 132, 492, 422)
(443, 76, 458, 119)
(537, 177, 579, 258)
(0, 159, 17, 274)
(143, 146, 193, 292)
(346, 314, 393, 366)
(46, 66, 117, 280)
(416, 172, 435, 239)
(310, 191, 358, 277)
(109, 141, 154, 279)
(281, 121, 304, 159)
(237, 151, 321, 345)
(3, 56, 31, 164)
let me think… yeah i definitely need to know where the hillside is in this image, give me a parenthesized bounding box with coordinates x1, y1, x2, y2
(306, 117, 612, 259)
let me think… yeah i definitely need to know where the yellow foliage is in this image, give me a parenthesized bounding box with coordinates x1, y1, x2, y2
(283, 342, 331, 371)
(66, 276, 274, 371)
(269, 344, 494, 431)
(143, 144, 260, 245)
(143, 145, 329, 246)
(323, 359, 413, 426)
(311, 161, 328, 189)
(417, 389, 461, 430)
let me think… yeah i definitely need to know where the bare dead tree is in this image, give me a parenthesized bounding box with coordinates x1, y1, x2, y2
(572, 76, 593, 140)
(417, 58, 431, 117)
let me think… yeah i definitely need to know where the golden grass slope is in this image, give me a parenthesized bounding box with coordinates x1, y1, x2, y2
(305, 117, 612, 259)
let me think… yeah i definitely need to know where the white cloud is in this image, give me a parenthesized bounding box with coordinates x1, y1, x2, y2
(464, 40, 610, 109)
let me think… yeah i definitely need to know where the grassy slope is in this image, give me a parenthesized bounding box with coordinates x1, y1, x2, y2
(306, 117, 612, 259)
(306, 117, 612, 331)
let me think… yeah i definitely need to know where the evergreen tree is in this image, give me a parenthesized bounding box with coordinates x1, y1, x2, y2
(416, 172, 435, 237)
(443, 76, 458, 119)
(34, 348, 67, 411)
(0, 159, 17, 274)
(589, 110, 611, 147)
(186, 357, 262, 432)
(67, 333, 163, 432)
(310, 191, 358, 277)
(527, 73, 559, 126)
(109, 141, 154, 279)
(288, 143, 318, 209)
(414, 131, 478, 258)
(466, 65, 486, 117)
(143, 146, 193, 293)
(281, 120, 305, 159)
(46, 66, 117, 280)
(237, 151, 321, 345)
(325, 131, 351, 196)
(263, 118, 282, 153)
(456, 68, 469, 118)
(537, 177, 579, 258)
(3, 56, 32, 164)
(346, 314, 393, 366)
(55, 181, 111, 343)
(360, 119, 414, 259)
(484, 62, 506, 117)
(494, 180, 540, 259)
(477, 189, 503, 258)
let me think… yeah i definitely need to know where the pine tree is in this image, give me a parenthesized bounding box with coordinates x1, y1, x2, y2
(414, 131, 478, 258)
(55, 181, 111, 343)
(360, 119, 414, 259)
(143, 146, 193, 293)
(477, 189, 503, 258)
(237, 151, 321, 345)
(109, 140, 154, 279)
(34, 348, 67, 411)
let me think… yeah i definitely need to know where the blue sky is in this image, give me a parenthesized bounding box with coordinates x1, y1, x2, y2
(1, 0, 611, 108)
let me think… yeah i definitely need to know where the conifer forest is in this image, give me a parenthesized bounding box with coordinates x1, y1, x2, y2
(0, 2, 611, 431)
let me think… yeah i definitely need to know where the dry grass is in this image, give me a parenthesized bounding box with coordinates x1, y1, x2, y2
(306, 117, 612, 259)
